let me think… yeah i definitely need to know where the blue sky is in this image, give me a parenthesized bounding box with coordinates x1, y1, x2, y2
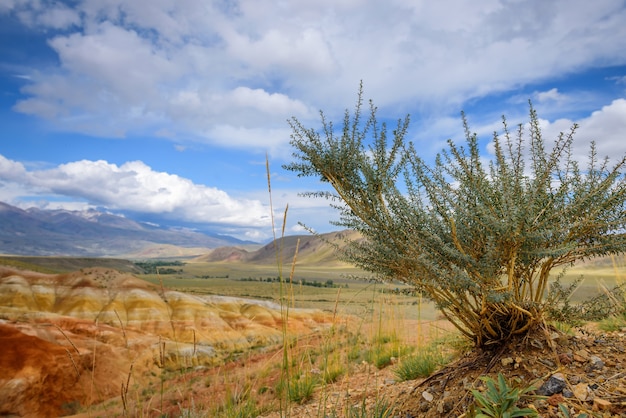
(1, 0, 626, 242)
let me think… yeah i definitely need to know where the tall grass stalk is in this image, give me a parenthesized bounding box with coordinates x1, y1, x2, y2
(267, 155, 300, 416)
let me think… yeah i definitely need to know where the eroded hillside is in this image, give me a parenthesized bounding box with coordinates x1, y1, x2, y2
(0, 266, 334, 417)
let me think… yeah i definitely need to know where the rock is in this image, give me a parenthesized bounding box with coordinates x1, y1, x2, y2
(501, 357, 514, 366)
(569, 375, 582, 385)
(536, 373, 567, 396)
(587, 355, 604, 371)
(573, 383, 591, 402)
(574, 349, 590, 362)
(593, 398, 612, 411)
(422, 390, 434, 402)
(558, 353, 573, 365)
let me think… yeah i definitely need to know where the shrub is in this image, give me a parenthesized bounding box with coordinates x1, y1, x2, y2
(285, 84, 626, 347)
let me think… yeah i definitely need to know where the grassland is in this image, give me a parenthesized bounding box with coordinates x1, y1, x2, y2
(141, 261, 437, 321)
(138, 253, 626, 325)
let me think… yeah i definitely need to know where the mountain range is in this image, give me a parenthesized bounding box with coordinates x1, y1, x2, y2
(0, 201, 252, 257)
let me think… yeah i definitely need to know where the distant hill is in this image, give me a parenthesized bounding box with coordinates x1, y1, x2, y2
(0, 255, 143, 274)
(195, 230, 362, 266)
(0, 201, 252, 257)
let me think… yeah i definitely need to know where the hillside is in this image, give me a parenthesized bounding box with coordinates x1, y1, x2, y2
(0, 255, 143, 274)
(0, 266, 334, 417)
(0, 201, 250, 257)
(195, 230, 361, 266)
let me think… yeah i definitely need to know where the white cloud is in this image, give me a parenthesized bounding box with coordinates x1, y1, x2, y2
(3, 0, 80, 29)
(0, 154, 28, 180)
(7, 0, 626, 152)
(35, 3, 80, 29)
(534, 88, 567, 103)
(481, 98, 626, 166)
(0, 154, 271, 229)
(0, 0, 17, 13)
(568, 98, 626, 161)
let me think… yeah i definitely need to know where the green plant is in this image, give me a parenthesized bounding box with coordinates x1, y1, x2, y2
(470, 373, 538, 418)
(214, 397, 259, 418)
(598, 314, 626, 332)
(322, 362, 345, 384)
(557, 403, 588, 418)
(279, 373, 318, 404)
(394, 348, 446, 381)
(285, 84, 626, 347)
(348, 398, 396, 418)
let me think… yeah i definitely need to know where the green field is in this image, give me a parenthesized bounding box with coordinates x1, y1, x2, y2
(136, 256, 626, 323)
(139, 261, 433, 320)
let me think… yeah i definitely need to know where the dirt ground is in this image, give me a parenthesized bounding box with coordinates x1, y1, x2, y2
(264, 324, 626, 417)
(148, 322, 626, 418)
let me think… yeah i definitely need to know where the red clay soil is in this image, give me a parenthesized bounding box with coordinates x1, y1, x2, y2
(0, 323, 86, 417)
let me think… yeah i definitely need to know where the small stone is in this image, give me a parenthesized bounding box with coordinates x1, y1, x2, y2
(587, 356, 604, 371)
(558, 353, 573, 364)
(562, 388, 574, 398)
(592, 398, 612, 411)
(573, 383, 590, 401)
(575, 349, 590, 361)
(501, 357, 514, 366)
(569, 375, 582, 385)
(422, 390, 434, 402)
(536, 373, 567, 396)
(440, 398, 454, 414)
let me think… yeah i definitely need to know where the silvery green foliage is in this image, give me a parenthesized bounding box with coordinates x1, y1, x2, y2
(285, 85, 626, 346)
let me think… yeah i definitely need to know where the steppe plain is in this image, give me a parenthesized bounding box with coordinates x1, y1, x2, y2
(1, 241, 626, 417)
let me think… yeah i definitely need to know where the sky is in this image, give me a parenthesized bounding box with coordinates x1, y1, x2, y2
(1, 0, 626, 242)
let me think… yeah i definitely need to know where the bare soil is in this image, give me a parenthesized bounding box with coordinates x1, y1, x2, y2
(259, 324, 626, 417)
(137, 323, 626, 418)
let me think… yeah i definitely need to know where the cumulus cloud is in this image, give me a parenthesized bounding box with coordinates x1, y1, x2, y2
(481, 98, 626, 167)
(4, 0, 625, 152)
(564, 98, 626, 161)
(0, 154, 271, 229)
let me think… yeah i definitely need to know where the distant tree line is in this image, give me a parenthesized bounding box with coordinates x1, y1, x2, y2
(197, 274, 230, 279)
(134, 260, 185, 274)
(238, 276, 347, 288)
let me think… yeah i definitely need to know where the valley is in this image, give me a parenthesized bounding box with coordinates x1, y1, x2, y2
(1, 247, 625, 417)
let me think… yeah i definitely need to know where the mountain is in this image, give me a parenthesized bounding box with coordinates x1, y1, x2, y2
(0, 201, 251, 257)
(195, 230, 362, 266)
